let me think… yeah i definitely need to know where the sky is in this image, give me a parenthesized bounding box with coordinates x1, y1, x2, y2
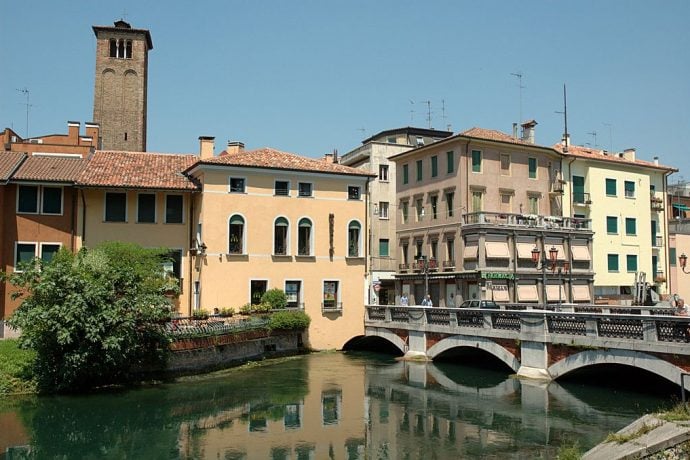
(2, 1, 689, 179)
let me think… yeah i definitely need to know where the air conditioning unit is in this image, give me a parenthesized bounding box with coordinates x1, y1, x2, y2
(28, 139, 43, 144)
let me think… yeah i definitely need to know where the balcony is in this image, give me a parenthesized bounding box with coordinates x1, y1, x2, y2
(462, 211, 591, 231)
(442, 260, 456, 270)
(398, 263, 410, 272)
(653, 236, 664, 248)
(573, 192, 592, 206)
(651, 194, 664, 211)
(550, 179, 566, 194)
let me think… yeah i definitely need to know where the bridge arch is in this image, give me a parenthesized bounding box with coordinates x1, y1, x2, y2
(363, 328, 407, 354)
(427, 335, 520, 373)
(548, 349, 689, 388)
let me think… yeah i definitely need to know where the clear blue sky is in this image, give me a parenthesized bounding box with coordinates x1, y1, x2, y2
(2, 1, 689, 179)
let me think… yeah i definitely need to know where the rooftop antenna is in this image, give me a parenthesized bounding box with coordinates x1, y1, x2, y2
(441, 99, 448, 129)
(603, 122, 613, 152)
(587, 131, 598, 147)
(16, 87, 32, 138)
(554, 84, 568, 153)
(356, 127, 366, 139)
(510, 72, 524, 123)
(408, 99, 415, 124)
(421, 100, 432, 128)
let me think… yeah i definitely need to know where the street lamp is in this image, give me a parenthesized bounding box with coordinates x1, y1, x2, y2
(532, 246, 571, 307)
(680, 253, 690, 274)
(417, 256, 430, 302)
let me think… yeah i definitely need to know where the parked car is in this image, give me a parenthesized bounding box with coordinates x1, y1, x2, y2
(458, 300, 500, 309)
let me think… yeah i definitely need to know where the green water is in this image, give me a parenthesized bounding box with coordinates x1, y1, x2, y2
(0, 352, 675, 459)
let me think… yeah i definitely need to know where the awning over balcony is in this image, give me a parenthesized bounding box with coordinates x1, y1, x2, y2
(485, 241, 510, 259)
(572, 285, 591, 302)
(546, 284, 567, 301)
(463, 244, 478, 260)
(571, 245, 591, 261)
(517, 242, 536, 259)
(491, 282, 510, 302)
(517, 284, 539, 302)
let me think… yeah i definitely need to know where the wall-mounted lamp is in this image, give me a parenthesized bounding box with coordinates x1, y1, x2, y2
(680, 253, 690, 274)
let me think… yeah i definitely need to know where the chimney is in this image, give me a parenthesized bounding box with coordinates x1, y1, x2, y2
(520, 120, 538, 144)
(85, 122, 100, 148)
(323, 152, 334, 163)
(654, 156, 659, 166)
(561, 134, 571, 150)
(67, 121, 80, 142)
(199, 136, 215, 159)
(622, 148, 636, 161)
(512, 123, 518, 139)
(226, 141, 244, 155)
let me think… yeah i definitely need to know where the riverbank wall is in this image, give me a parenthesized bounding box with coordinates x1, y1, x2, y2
(163, 328, 306, 377)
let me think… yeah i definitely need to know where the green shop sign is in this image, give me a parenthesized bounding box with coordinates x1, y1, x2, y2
(480, 272, 515, 280)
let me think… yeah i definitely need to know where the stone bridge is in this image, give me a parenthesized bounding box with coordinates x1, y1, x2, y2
(364, 305, 690, 389)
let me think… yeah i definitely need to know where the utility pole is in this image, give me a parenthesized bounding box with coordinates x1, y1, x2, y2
(555, 84, 568, 152)
(16, 87, 32, 138)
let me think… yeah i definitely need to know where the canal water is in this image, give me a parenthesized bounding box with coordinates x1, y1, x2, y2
(0, 352, 677, 459)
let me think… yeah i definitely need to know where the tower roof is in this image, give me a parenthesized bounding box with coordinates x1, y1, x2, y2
(92, 20, 153, 50)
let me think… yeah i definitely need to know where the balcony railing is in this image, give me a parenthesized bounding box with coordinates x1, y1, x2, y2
(573, 192, 592, 205)
(322, 302, 343, 312)
(651, 194, 664, 211)
(442, 260, 456, 270)
(653, 236, 664, 248)
(462, 211, 591, 231)
(399, 263, 410, 272)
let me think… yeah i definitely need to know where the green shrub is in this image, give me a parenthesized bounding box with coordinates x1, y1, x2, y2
(192, 309, 209, 319)
(254, 302, 272, 313)
(268, 311, 311, 331)
(0, 339, 36, 395)
(261, 288, 288, 310)
(220, 307, 235, 317)
(240, 303, 253, 315)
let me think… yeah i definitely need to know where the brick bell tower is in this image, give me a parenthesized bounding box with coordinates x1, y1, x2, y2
(92, 20, 153, 151)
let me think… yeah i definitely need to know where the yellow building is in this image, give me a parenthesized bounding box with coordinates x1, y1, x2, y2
(558, 144, 675, 303)
(77, 150, 198, 314)
(186, 139, 373, 350)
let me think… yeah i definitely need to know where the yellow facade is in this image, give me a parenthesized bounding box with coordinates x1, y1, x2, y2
(190, 165, 370, 350)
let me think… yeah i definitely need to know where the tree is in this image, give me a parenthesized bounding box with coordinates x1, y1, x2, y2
(6, 242, 174, 392)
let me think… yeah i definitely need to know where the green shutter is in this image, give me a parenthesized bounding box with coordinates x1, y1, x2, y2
(447, 151, 454, 173)
(431, 156, 438, 177)
(379, 239, 389, 257)
(626, 254, 638, 272)
(472, 150, 481, 172)
(608, 254, 619, 271)
(403, 164, 409, 184)
(606, 216, 618, 233)
(625, 218, 636, 235)
(671, 247, 677, 266)
(573, 176, 585, 203)
(416, 160, 423, 181)
(528, 158, 537, 179)
(606, 178, 617, 196)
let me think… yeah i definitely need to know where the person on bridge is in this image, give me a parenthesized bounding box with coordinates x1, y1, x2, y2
(421, 295, 433, 307)
(400, 294, 409, 306)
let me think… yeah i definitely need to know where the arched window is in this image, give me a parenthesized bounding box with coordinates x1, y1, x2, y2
(348, 221, 361, 257)
(298, 218, 312, 256)
(109, 39, 117, 57)
(228, 215, 245, 254)
(274, 217, 289, 255)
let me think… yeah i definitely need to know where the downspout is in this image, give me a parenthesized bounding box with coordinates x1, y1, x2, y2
(80, 189, 87, 245)
(663, 169, 673, 295)
(364, 176, 370, 304)
(188, 192, 195, 315)
(71, 185, 78, 251)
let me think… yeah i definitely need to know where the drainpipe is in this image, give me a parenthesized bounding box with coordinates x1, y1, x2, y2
(663, 169, 673, 295)
(71, 186, 77, 251)
(364, 176, 370, 304)
(188, 193, 195, 316)
(80, 189, 87, 245)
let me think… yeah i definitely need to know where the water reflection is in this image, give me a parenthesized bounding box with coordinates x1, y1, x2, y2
(0, 352, 670, 459)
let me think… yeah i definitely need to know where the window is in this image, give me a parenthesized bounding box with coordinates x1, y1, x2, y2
(415, 240, 423, 259)
(471, 191, 483, 213)
(323, 281, 340, 311)
(285, 281, 302, 308)
(379, 239, 389, 257)
(445, 191, 454, 217)
(298, 218, 312, 256)
(17, 185, 39, 213)
(402, 164, 409, 184)
(387, 136, 397, 144)
(416, 160, 423, 181)
(274, 217, 289, 255)
(15, 243, 36, 270)
(105, 192, 127, 222)
(137, 193, 156, 223)
(430, 195, 438, 219)
(606, 216, 618, 234)
(573, 176, 586, 203)
(528, 195, 539, 214)
(250, 280, 268, 305)
(402, 243, 409, 265)
(275, 180, 290, 196)
(230, 177, 245, 193)
(446, 239, 455, 262)
(162, 249, 183, 282)
(605, 178, 617, 196)
(415, 198, 424, 221)
(624, 180, 635, 198)
(42, 187, 62, 214)
(471, 150, 482, 173)
(125, 40, 132, 58)
(347, 186, 361, 200)
(430, 240, 438, 260)
(446, 151, 454, 174)
(627, 254, 638, 272)
(671, 247, 677, 266)
(379, 201, 389, 219)
(109, 39, 132, 59)
(348, 221, 361, 257)
(379, 164, 389, 181)
(298, 182, 312, 197)
(625, 217, 637, 235)
(528, 157, 537, 179)
(165, 195, 183, 224)
(500, 154, 510, 175)
(416, 136, 424, 146)
(431, 156, 438, 177)
(500, 193, 512, 213)
(40, 243, 61, 263)
(228, 215, 245, 254)
(608, 254, 619, 272)
(401, 201, 408, 223)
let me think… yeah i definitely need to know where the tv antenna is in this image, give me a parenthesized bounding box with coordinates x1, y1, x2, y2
(554, 84, 568, 152)
(587, 131, 598, 147)
(356, 127, 367, 138)
(421, 100, 432, 128)
(510, 72, 524, 123)
(603, 122, 613, 152)
(408, 99, 415, 124)
(16, 87, 33, 138)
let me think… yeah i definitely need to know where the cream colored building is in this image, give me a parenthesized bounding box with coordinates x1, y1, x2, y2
(558, 144, 675, 302)
(186, 138, 373, 350)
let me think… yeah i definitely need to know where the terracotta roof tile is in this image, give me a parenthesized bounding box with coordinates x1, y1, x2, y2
(198, 147, 374, 177)
(553, 144, 676, 171)
(0, 152, 26, 182)
(79, 150, 199, 190)
(460, 127, 550, 148)
(13, 155, 86, 182)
